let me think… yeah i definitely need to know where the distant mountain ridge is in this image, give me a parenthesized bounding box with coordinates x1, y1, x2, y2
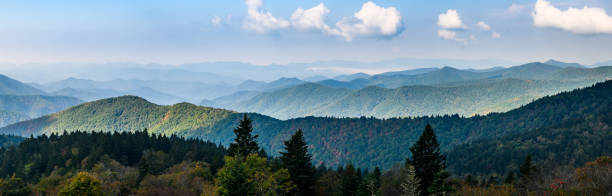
(209, 63, 612, 119)
(51, 87, 186, 105)
(544, 59, 585, 68)
(0, 74, 85, 126)
(227, 79, 596, 119)
(2, 80, 611, 170)
(0, 74, 47, 95)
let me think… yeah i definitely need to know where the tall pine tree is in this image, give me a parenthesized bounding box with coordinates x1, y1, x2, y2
(227, 114, 260, 158)
(519, 155, 536, 180)
(407, 124, 447, 196)
(280, 129, 316, 196)
(341, 164, 360, 196)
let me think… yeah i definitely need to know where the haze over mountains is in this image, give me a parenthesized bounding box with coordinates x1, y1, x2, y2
(0, 75, 83, 126)
(208, 62, 612, 119)
(2, 80, 611, 171)
(0, 58, 610, 174)
(0, 59, 609, 121)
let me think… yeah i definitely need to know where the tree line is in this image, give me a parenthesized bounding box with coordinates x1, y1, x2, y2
(0, 114, 610, 195)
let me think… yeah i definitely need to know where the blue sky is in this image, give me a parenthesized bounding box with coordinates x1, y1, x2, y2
(0, 0, 611, 65)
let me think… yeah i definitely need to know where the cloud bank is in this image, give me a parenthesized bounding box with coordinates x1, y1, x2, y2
(533, 0, 612, 34)
(243, 0, 402, 41)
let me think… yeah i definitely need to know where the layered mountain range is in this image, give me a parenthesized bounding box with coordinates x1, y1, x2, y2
(2, 80, 610, 172)
(208, 63, 612, 119)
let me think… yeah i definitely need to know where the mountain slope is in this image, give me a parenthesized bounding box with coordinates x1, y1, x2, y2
(544, 59, 585, 68)
(0, 95, 82, 118)
(229, 79, 596, 119)
(0, 74, 47, 95)
(0, 96, 279, 143)
(2, 81, 611, 169)
(0, 110, 30, 127)
(234, 83, 354, 119)
(226, 64, 612, 119)
(447, 85, 612, 175)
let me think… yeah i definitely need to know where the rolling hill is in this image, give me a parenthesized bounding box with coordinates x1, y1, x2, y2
(2, 80, 611, 170)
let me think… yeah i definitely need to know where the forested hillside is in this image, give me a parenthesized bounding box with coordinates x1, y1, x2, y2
(1, 118, 609, 195)
(211, 63, 612, 119)
(0, 134, 23, 148)
(230, 78, 597, 119)
(2, 81, 611, 170)
(448, 111, 612, 176)
(0, 110, 30, 128)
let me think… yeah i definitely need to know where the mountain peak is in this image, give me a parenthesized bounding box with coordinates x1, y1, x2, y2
(101, 95, 152, 104)
(440, 66, 459, 71)
(544, 59, 584, 68)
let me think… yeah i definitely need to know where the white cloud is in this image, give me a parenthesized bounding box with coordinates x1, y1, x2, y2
(506, 3, 527, 14)
(492, 32, 501, 38)
(477, 21, 491, 31)
(211, 16, 222, 26)
(242, 1, 402, 41)
(438, 9, 466, 29)
(243, 0, 290, 33)
(438, 29, 466, 43)
(533, 0, 612, 34)
(291, 3, 334, 32)
(334, 1, 403, 41)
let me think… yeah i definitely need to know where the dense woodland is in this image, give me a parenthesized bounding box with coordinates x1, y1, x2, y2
(0, 115, 610, 195)
(0, 135, 23, 148)
(228, 78, 596, 119)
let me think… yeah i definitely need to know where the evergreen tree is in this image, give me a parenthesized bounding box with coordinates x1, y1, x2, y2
(372, 167, 381, 193)
(503, 172, 515, 184)
(519, 155, 536, 181)
(400, 164, 421, 196)
(341, 164, 360, 196)
(358, 168, 380, 196)
(517, 155, 538, 192)
(280, 129, 316, 196)
(427, 170, 452, 195)
(227, 114, 260, 158)
(406, 124, 447, 195)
